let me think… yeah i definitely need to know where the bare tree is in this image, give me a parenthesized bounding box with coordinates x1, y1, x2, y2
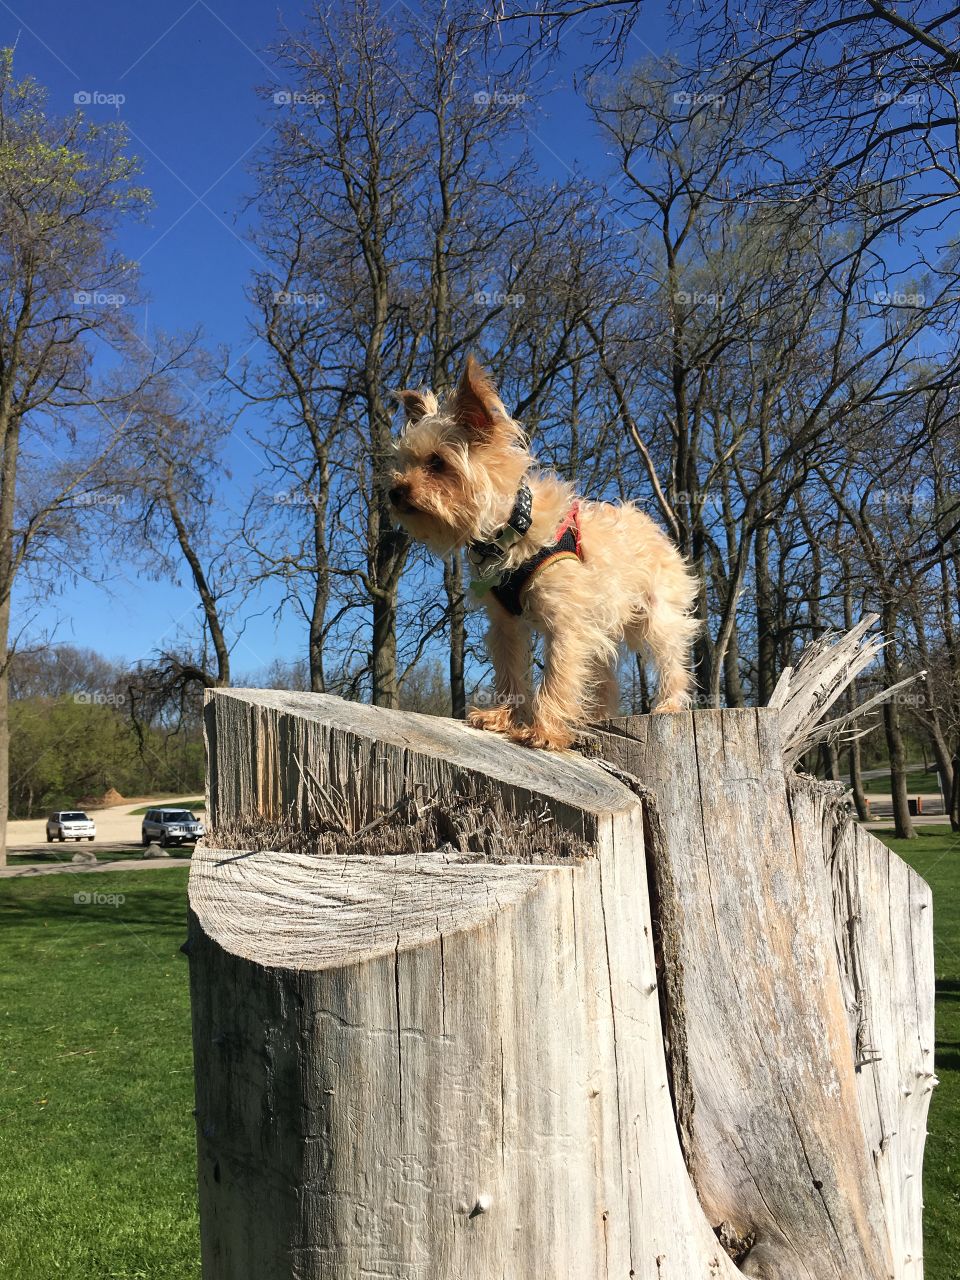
(115, 347, 249, 741)
(0, 52, 159, 863)
(246, 0, 592, 711)
(584, 60, 960, 711)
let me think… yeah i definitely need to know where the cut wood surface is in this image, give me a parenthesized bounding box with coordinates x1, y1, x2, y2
(188, 689, 935, 1280)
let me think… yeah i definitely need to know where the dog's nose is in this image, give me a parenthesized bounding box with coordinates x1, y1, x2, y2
(388, 486, 403, 507)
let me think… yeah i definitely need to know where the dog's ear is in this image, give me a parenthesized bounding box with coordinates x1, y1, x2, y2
(451, 355, 510, 439)
(395, 388, 438, 424)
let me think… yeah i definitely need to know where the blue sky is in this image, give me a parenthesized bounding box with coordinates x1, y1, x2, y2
(4, 0, 671, 676)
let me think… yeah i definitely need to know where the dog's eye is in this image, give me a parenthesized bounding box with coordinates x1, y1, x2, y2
(426, 453, 445, 474)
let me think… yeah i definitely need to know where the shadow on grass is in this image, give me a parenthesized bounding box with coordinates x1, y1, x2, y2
(8, 846, 195, 863)
(0, 880, 190, 935)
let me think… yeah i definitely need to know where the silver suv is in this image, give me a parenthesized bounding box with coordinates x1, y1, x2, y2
(47, 811, 96, 843)
(141, 808, 204, 848)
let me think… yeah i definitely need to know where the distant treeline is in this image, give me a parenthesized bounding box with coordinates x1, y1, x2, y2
(9, 647, 203, 819)
(7, 645, 457, 819)
(9, 643, 942, 823)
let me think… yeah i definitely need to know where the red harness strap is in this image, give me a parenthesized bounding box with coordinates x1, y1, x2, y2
(553, 500, 581, 554)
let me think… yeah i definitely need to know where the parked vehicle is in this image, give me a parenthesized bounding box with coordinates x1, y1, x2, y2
(141, 808, 205, 848)
(46, 811, 96, 842)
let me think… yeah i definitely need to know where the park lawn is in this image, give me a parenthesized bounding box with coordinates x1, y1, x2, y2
(127, 801, 205, 817)
(876, 824, 960, 1278)
(862, 766, 943, 796)
(0, 833, 956, 1279)
(7, 847, 192, 865)
(0, 869, 199, 1280)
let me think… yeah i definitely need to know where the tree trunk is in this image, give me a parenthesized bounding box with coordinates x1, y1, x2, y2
(843, 591, 870, 822)
(188, 690, 934, 1280)
(309, 488, 329, 693)
(880, 606, 914, 839)
(634, 651, 651, 713)
(723, 618, 745, 707)
(165, 469, 230, 686)
(849, 735, 870, 823)
(883, 700, 915, 840)
(444, 552, 466, 719)
(371, 568, 401, 708)
(755, 521, 777, 703)
(0, 637, 8, 867)
(918, 719, 955, 822)
(819, 740, 841, 781)
(0, 408, 19, 867)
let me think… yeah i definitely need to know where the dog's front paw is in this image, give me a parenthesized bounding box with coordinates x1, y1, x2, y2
(467, 704, 516, 734)
(652, 698, 688, 715)
(505, 721, 574, 752)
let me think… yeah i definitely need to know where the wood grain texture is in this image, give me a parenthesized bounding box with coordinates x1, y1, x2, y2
(191, 690, 739, 1280)
(593, 708, 934, 1280)
(789, 779, 935, 1280)
(188, 691, 934, 1280)
(204, 687, 633, 848)
(767, 615, 922, 768)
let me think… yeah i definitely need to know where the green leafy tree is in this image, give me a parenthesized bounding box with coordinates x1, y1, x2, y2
(0, 52, 153, 861)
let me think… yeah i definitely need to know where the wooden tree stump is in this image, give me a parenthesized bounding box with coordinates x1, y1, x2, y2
(187, 689, 935, 1280)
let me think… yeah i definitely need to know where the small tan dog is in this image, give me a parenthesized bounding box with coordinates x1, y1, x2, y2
(389, 356, 700, 750)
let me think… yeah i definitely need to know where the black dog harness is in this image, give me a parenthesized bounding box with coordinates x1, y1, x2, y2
(469, 483, 583, 616)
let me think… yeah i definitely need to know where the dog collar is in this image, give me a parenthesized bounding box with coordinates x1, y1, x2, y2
(469, 480, 533, 567)
(471, 501, 582, 609)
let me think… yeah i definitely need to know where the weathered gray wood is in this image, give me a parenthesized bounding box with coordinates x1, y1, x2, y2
(790, 780, 935, 1280)
(190, 689, 740, 1280)
(768, 614, 923, 768)
(593, 709, 935, 1280)
(188, 690, 934, 1280)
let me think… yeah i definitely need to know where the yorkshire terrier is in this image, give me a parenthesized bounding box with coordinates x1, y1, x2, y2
(389, 356, 700, 750)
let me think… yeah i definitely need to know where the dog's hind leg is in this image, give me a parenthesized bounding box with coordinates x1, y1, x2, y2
(625, 605, 697, 714)
(585, 658, 621, 721)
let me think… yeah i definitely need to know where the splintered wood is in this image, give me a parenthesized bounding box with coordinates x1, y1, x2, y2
(187, 688, 934, 1280)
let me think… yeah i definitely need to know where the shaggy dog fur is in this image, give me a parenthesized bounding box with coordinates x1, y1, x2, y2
(389, 356, 700, 750)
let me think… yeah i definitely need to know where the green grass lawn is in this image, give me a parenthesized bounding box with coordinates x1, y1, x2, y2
(7, 847, 192, 865)
(127, 801, 204, 817)
(862, 766, 943, 796)
(0, 831, 957, 1278)
(0, 869, 198, 1280)
(876, 824, 960, 1277)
